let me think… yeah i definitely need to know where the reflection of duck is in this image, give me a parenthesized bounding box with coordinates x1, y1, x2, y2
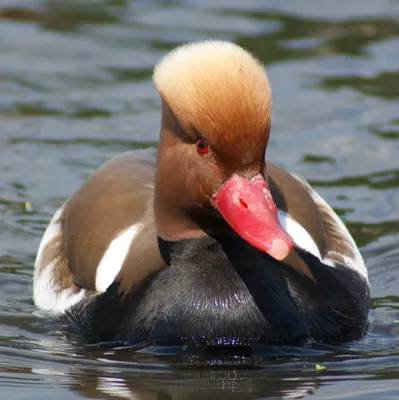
(33, 41, 370, 345)
(67, 361, 321, 400)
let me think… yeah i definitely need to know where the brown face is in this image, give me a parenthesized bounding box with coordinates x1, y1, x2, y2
(154, 101, 292, 261)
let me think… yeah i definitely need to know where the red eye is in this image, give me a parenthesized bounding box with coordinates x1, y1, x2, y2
(196, 137, 209, 155)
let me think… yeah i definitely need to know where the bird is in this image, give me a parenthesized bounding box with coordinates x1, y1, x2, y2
(33, 40, 370, 347)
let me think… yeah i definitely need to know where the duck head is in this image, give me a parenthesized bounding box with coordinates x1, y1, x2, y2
(153, 41, 293, 261)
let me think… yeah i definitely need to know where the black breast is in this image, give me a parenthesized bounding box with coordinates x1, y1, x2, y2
(65, 236, 370, 346)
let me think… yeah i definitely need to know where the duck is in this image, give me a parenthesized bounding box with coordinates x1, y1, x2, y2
(33, 40, 370, 346)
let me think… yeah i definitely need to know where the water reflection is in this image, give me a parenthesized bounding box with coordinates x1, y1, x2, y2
(69, 371, 321, 400)
(0, 1, 119, 30)
(369, 119, 399, 140)
(234, 11, 399, 63)
(319, 71, 399, 100)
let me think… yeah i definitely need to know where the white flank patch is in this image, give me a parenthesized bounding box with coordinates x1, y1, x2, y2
(33, 203, 87, 314)
(95, 224, 141, 293)
(278, 210, 321, 260)
(33, 260, 87, 315)
(97, 377, 137, 399)
(290, 173, 368, 281)
(34, 204, 65, 271)
(33, 203, 89, 314)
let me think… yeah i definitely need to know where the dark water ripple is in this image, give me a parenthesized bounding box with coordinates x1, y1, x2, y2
(1, 0, 399, 399)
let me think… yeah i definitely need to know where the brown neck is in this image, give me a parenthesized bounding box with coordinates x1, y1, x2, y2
(153, 198, 206, 242)
(154, 102, 205, 241)
(153, 99, 268, 242)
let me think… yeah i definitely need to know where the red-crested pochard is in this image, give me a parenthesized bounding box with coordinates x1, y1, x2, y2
(33, 41, 370, 346)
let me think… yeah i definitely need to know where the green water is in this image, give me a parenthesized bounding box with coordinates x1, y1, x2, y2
(1, 0, 399, 399)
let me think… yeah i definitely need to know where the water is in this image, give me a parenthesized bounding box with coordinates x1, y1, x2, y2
(1, 0, 399, 398)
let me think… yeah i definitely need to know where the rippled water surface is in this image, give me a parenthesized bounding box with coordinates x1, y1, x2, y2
(1, 0, 399, 398)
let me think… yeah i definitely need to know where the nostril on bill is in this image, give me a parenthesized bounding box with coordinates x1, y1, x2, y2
(239, 198, 248, 209)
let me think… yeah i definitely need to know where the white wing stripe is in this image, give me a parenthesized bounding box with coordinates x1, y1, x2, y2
(283, 174, 368, 281)
(309, 189, 368, 280)
(95, 224, 142, 293)
(278, 210, 322, 260)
